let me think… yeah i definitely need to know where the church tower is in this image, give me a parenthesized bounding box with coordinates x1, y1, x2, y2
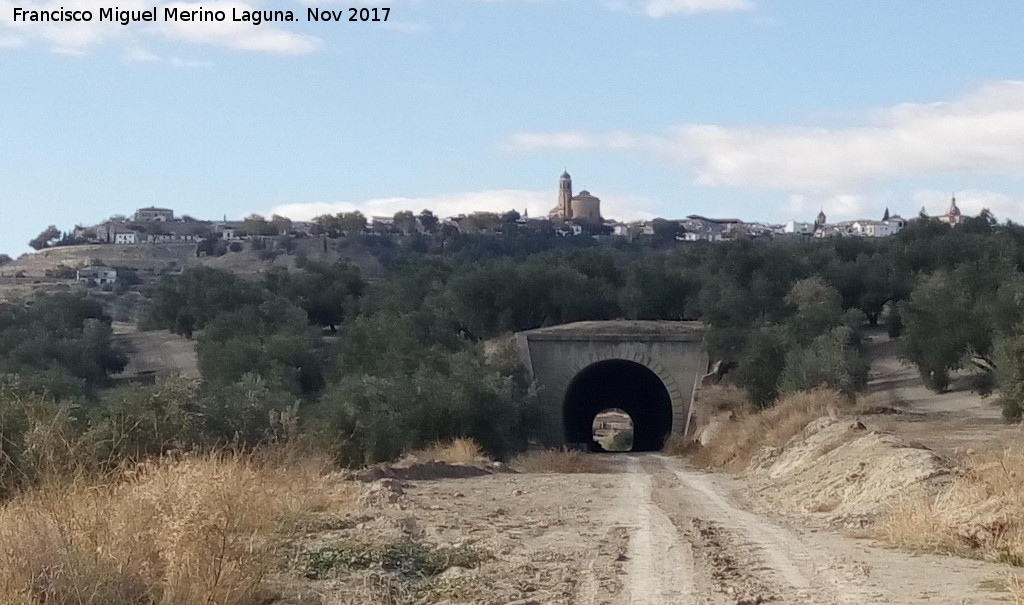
(939, 194, 965, 226)
(559, 171, 573, 219)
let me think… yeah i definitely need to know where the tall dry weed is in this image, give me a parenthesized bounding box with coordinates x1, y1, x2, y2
(512, 448, 610, 474)
(0, 451, 349, 605)
(881, 448, 1024, 567)
(689, 388, 845, 473)
(408, 438, 484, 465)
(1008, 573, 1024, 604)
(697, 384, 752, 414)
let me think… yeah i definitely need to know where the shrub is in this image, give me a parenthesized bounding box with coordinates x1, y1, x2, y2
(995, 333, 1024, 421)
(409, 438, 483, 464)
(731, 325, 789, 407)
(85, 377, 205, 462)
(310, 347, 538, 466)
(779, 326, 866, 397)
(302, 538, 489, 580)
(45, 265, 77, 279)
(0, 452, 349, 605)
(512, 449, 609, 474)
(884, 302, 903, 337)
(880, 448, 1024, 566)
(696, 384, 751, 413)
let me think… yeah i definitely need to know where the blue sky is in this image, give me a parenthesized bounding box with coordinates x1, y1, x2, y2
(3, 1, 1024, 254)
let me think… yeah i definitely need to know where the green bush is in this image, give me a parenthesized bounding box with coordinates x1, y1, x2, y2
(84, 376, 204, 461)
(996, 333, 1024, 421)
(0, 375, 80, 497)
(309, 347, 538, 466)
(302, 538, 489, 580)
(779, 326, 866, 397)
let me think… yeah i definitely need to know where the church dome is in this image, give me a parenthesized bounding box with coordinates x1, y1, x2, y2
(570, 191, 601, 223)
(561, 171, 571, 180)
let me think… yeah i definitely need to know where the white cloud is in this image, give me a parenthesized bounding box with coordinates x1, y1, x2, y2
(270, 190, 550, 221)
(643, 0, 754, 18)
(508, 81, 1024, 192)
(783, 193, 873, 221)
(0, 0, 322, 54)
(0, 0, 124, 54)
(268, 189, 656, 222)
(159, 1, 321, 53)
(506, 131, 656, 151)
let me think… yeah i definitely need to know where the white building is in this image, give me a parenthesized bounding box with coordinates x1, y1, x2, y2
(784, 220, 814, 235)
(850, 217, 906, 237)
(76, 266, 117, 285)
(133, 207, 174, 222)
(114, 232, 137, 244)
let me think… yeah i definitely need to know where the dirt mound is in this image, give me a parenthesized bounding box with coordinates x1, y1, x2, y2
(350, 459, 510, 482)
(748, 417, 952, 524)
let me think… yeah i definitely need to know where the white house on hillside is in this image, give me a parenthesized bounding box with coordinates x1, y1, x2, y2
(784, 220, 814, 235)
(76, 266, 117, 285)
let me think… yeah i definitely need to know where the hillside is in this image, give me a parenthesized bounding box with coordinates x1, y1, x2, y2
(1, 243, 198, 278)
(0, 239, 385, 284)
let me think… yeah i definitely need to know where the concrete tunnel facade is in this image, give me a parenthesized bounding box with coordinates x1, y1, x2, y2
(516, 321, 707, 450)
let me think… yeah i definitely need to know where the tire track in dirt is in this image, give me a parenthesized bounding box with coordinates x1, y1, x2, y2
(574, 525, 629, 605)
(649, 455, 883, 604)
(620, 457, 698, 604)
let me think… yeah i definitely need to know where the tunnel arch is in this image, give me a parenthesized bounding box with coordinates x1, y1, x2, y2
(562, 359, 674, 451)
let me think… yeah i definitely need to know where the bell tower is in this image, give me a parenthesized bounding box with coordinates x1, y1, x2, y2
(559, 170, 573, 219)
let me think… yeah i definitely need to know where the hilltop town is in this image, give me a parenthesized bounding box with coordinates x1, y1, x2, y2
(10, 172, 975, 265)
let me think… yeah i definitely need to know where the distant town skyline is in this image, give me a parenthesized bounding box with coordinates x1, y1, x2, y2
(5, 2, 1024, 255)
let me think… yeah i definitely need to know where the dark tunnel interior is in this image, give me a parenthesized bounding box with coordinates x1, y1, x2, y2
(563, 359, 673, 452)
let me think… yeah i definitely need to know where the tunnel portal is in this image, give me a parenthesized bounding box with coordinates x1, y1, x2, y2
(515, 320, 707, 448)
(564, 360, 673, 451)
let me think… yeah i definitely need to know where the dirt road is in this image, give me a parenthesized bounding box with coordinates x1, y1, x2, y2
(320, 453, 1012, 604)
(593, 455, 888, 604)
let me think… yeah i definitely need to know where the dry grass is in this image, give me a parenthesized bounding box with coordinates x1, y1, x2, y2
(688, 388, 846, 473)
(663, 385, 754, 456)
(512, 448, 610, 474)
(880, 447, 1024, 568)
(662, 431, 701, 456)
(0, 451, 351, 605)
(697, 384, 753, 413)
(1008, 573, 1024, 604)
(407, 438, 484, 465)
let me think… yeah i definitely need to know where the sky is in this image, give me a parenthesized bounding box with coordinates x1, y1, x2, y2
(3, 1, 1024, 255)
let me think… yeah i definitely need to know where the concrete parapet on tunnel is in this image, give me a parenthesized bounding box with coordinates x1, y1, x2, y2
(516, 321, 708, 450)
